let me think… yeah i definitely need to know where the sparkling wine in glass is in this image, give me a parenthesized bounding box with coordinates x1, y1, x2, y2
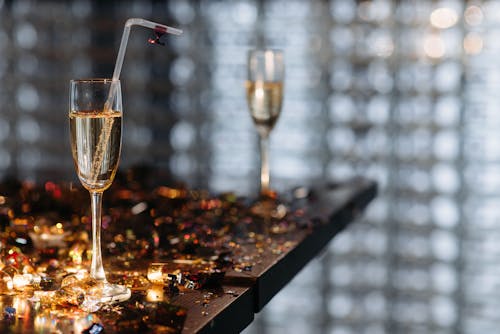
(246, 49, 284, 195)
(69, 79, 130, 303)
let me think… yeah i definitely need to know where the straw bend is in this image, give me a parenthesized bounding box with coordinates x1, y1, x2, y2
(125, 18, 183, 35)
(111, 18, 182, 82)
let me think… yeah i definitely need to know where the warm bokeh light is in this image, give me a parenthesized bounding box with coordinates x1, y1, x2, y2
(464, 32, 483, 55)
(146, 284, 165, 302)
(430, 7, 459, 29)
(464, 5, 484, 26)
(424, 34, 446, 58)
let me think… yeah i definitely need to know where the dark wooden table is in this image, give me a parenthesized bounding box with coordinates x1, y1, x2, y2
(180, 177, 377, 333)
(0, 177, 376, 334)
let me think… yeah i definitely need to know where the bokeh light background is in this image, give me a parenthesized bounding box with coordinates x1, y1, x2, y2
(0, 0, 499, 333)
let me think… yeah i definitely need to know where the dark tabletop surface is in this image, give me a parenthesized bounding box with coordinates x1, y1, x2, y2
(0, 176, 376, 334)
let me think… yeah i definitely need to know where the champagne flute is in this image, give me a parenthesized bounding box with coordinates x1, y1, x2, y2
(69, 79, 130, 303)
(246, 49, 284, 195)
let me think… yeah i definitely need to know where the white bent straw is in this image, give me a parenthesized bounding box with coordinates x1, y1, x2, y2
(105, 18, 183, 110)
(91, 18, 181, 183)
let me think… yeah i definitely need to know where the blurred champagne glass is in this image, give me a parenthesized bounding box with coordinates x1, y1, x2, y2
(246, 49, 284, 196)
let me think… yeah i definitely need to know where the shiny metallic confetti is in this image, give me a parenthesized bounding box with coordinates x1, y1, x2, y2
(0, 166, 311, 332)
(3, 306, 16, 319)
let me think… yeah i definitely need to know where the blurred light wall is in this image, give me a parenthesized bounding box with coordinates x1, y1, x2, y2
(0, 0, 499, 333)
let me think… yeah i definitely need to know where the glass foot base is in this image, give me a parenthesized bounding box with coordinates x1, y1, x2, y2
(100, 283, 131, 304)
(80, 282, 131, 312)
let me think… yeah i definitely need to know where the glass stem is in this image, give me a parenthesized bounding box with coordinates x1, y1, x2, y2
(90, 191, 107, 282)
(260, 135, 270, 194)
